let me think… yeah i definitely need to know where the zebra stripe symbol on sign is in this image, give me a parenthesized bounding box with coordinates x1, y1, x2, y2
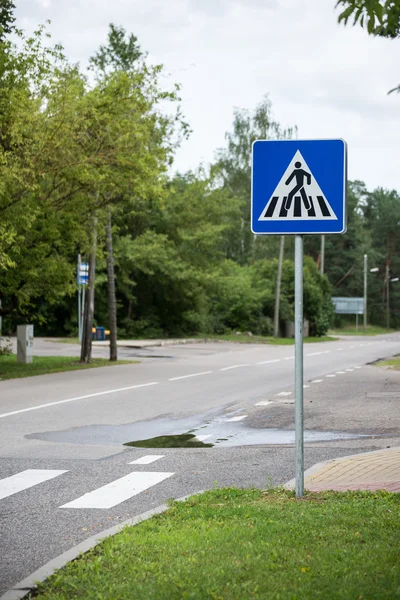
(258, 151, 338, 221)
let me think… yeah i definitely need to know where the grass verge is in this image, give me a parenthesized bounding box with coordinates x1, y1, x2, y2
(329, 325, 397, 336)
(29, 488, 400, 600)
(0, 355, 136, 380)
(194, 333, 338, 345)
(375, 355, 400, 370)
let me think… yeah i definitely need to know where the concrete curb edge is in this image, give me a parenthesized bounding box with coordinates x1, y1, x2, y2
(0, 492, 203, 600)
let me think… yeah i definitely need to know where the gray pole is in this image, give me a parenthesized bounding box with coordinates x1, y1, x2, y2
(386, 265, 390, 330)
(363, 254, 367, 334)
(77, 254, 81, 342)
(320, 235, 325, 275)
(274, 236, 285, 338)
(295, 235, 304, 497)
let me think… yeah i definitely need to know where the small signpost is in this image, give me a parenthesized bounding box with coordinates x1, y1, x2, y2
(77, 255, 89, 342)
(251, 139, 347, 497)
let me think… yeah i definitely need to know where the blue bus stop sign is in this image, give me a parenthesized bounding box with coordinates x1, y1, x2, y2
(251, 139, 347, 235)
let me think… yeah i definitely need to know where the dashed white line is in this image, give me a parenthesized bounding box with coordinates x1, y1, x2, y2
(0, 470, 68, 501)
(0, 382, 160, 420)
(306, 351, 322, 357)
(169, 371, 212, 381)
(284, 356, 294, 361)
(303, 385, 310, 389)
(323, 351, 330, 354)
(60, 472, 174, 509)
(257, 359, 281, 365)
(276, 391, 292, 397)
(220, 364, 250, 371)
(225, 415, 247, 422)
(255, 401, 274, 406)
(325, 374, 336, 378)
(354, 366, 362, 369)
(337, 348, 344, 351)
(129, 455, 164, 465)
(336, 371, 346, 374)
(312, 380, 323, 384)
(346, 368, 354, 372)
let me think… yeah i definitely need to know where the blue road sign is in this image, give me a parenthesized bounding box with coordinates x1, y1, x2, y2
(251, 139, 347, 235)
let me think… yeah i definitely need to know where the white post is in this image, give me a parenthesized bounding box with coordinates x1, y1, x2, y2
(295, 235, 304, 498)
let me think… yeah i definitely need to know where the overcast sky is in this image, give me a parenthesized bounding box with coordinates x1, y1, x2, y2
(17, 0, 400, 191)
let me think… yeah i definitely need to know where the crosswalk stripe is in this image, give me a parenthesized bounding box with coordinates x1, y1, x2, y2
(128, 455, 165, 465)
(0, 469, 68, 501)
(60, 472, 174, 509)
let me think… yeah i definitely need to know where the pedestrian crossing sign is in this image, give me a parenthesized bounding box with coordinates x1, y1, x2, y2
(251, 139, 347, 235)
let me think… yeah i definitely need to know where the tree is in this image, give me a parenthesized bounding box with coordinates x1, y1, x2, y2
(0, 0, 15, 39)
(336, 0, 399, 92)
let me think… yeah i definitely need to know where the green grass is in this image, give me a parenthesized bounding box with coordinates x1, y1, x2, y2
(376, 355, 400, 370)
(30, 488, 400, 600)
(124, 434, 213, 448)
(44, 337, 80, 344)
(329, 325, 397, 336)
(194, 333, 338, 345)
(0, 355, 136, 380)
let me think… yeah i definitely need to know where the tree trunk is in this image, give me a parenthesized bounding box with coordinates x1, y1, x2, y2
(106, 209, 118, 361)
(80, 216, 97, 363)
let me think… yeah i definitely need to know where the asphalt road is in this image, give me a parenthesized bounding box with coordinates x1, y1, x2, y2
(1, 334, 400, 595)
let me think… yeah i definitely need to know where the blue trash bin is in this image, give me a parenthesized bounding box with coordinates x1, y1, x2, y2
(96, 326, 105, 341)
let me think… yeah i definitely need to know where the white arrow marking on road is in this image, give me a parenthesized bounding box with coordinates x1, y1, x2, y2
(0, 469, 68, 501)
(60, 472, 174, 509)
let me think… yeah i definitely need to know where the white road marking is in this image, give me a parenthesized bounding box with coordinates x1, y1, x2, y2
(169, 371, 212, 381)
(346, 368, 354, 372)
(128, 455, 165, 465)
(0, 382, 159, 420)
(225, 415, 247, 422)
(350, 346, 355, 349)
(219, 364, 250, 371)
(303, 385, 310, 388)
(196, 434, 212, 441)
(284, 356, 294, 360)
(255, 401, 274, 406)
(60, 472, 174, 509)
(338, 348, 343, 351)
(354, 366, 362, 369)
(359, 344, 365, 347)
(323, 351, 330, 354)
(312, 380, 323, 384)
(325, 374, 336, 378)
(0, 469, 68, 501)
(336, 371, 346, 374)
(306, 351, 322, 357)
(276, 391, 292, 397)
(257, 359, 281, 365)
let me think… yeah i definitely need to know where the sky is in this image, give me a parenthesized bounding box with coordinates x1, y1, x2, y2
(16, 0, 400, 192)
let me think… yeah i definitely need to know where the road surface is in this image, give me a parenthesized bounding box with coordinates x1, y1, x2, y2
(1, 334, 399, 594)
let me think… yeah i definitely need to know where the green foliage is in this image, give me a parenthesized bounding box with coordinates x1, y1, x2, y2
(337, 0, 400, 38)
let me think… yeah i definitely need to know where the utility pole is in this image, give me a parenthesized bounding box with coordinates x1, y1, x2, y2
(386, 264, 390, 330)
(274, 236, 285, 338)
(320, 235, 325, 275)
(363, 254, 367, 334)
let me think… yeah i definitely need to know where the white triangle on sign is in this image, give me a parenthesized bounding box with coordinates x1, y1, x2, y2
(258, 150, 338, 221)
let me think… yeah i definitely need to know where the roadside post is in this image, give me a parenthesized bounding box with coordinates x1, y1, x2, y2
(17, 324, 34, 364)
(251, 139, 347, 497)
(77, 255, 89, 342)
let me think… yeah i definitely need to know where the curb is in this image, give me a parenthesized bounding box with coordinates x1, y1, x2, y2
(283, 446, 399, 490)
(0, 492, 203, 600)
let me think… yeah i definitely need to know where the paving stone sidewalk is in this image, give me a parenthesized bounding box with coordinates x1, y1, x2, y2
(301, 447, 400, 492)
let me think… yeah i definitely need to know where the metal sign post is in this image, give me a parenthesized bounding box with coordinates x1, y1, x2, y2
(294, 235, 304, 496)
(251, 138, 347, 498)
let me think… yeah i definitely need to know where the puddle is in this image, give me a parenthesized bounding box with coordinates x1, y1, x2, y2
(124, 434, 213, 448)
(27, 410, 367, 448)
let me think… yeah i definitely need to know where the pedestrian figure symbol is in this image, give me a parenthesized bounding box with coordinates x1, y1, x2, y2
(284, 162, 311, 211)
(258, 150, 338, 222)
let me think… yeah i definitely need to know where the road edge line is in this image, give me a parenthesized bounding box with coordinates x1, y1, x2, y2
(0, 492, 204, 600)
